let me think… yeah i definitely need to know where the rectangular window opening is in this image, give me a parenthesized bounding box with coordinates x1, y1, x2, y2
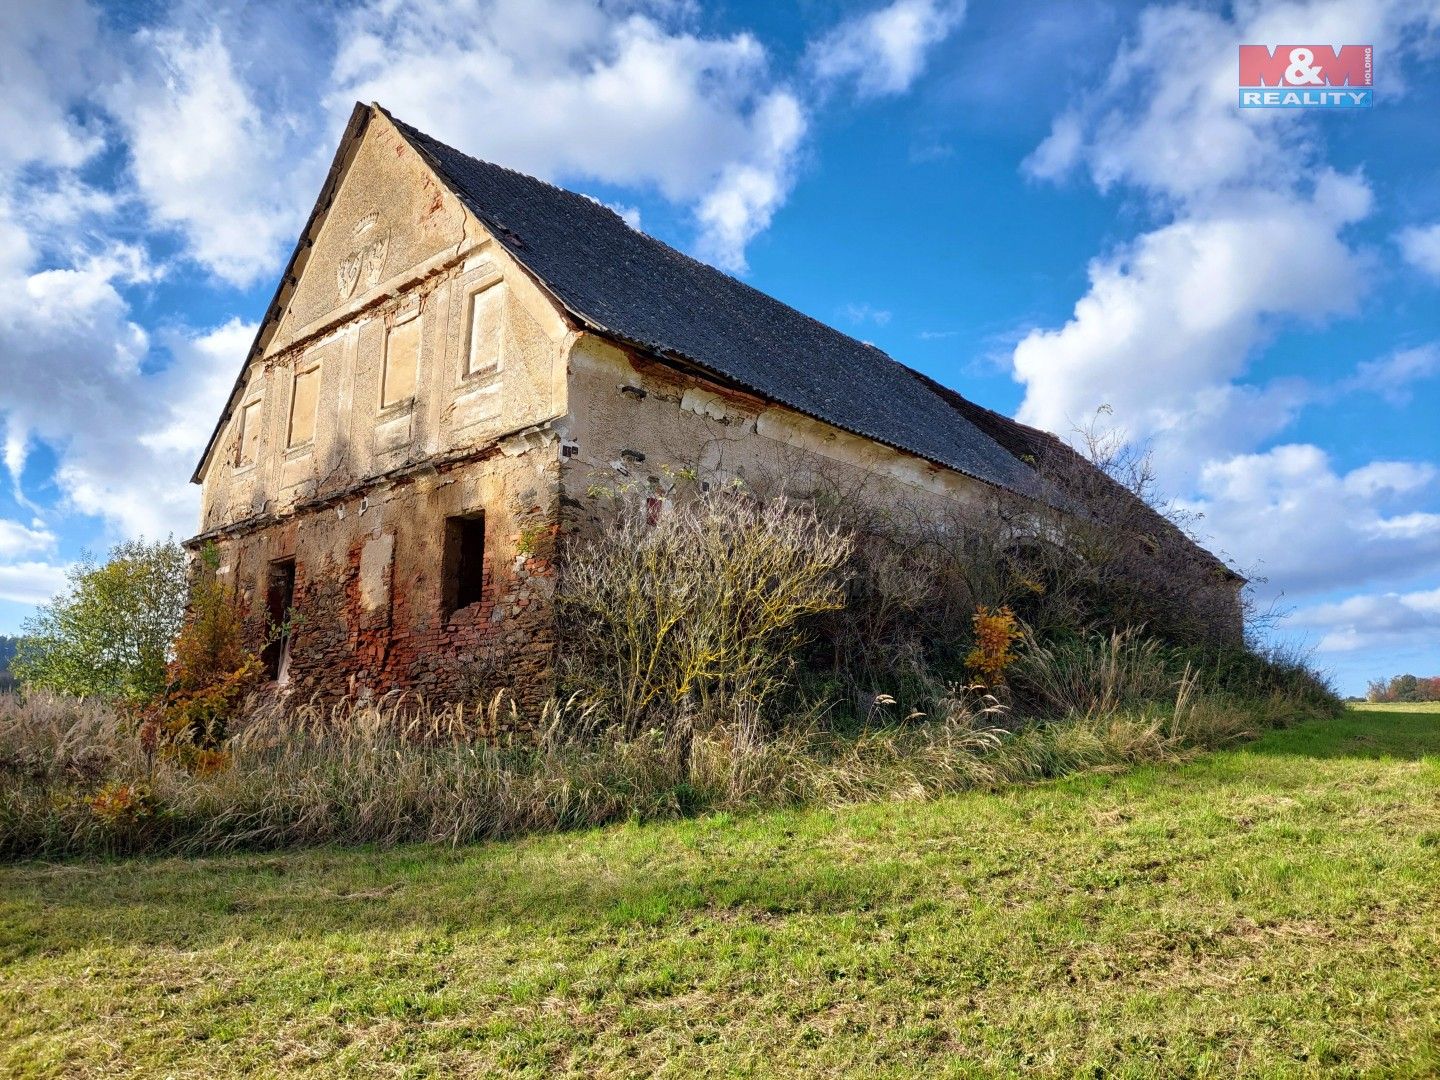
(382, 314, 420, 408)
(262, 558, 296, 683)
(443, 513, 486, 617)
(288, 365, 320, 447)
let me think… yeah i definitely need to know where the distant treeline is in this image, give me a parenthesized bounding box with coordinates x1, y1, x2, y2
(0, 635, 18, 693)
(1367, 674, 1440, 703)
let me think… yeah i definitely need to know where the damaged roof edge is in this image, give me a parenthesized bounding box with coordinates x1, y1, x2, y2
(189, 102, 375, 485)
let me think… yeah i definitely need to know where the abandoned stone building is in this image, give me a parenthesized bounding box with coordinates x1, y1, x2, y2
(188, 102, 1240, 715)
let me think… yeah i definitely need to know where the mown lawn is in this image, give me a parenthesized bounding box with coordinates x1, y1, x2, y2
(3, 705, 1438, 1078)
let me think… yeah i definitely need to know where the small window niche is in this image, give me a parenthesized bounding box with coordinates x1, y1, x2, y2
(262, 558, 296, 683)
(464, 282, 504, 378)
(382, 312, 420, 409)
(288, 364, 320, 448)
(442, 513, 486, 617)
(236, 399, 262, 467)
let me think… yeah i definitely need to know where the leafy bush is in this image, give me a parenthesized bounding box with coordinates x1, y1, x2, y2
(138, 545, 262, 762)
(966, 605, 1022, 686)
(12, 539, 187, 702)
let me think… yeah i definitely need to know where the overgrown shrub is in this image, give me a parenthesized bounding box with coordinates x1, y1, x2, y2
(1176, 641, 1343, 717)
(139, 545, 262, 762)
(1010, 628, 1181, 717)
(0, 450, 1346, 861)
(557, 484, 851, 732)
(1008, 628, 1342, 721)
(808, 490, 1049, 690)
(990, 418, 1253, 649)
(780, 424, 1252, 714)
(966, 606, 1022, 686)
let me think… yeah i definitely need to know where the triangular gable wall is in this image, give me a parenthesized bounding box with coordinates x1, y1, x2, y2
(193, 104, 572, 484)
(264, 115, 469, 358)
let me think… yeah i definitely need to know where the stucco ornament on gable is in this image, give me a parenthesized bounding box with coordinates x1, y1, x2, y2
(337, 216, 391, 300)
(361, 231, 389, 289)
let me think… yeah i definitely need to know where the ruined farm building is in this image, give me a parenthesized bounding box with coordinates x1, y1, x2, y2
(189, 103, 1240, 716)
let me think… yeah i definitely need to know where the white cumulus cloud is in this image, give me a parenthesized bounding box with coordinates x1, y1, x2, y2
(111, 26, 322, 287)
(329, 0, 809, 272)
(0, 251, 251, 539)
(808, 0, 966, 99)
(1181, 445, 1440, 597)
(1293, 586, 1440, 654)
(1398, 222, 1440, 279)
(0, 562, 70, 606)
(0, 520, 56, 560)
(1013, 176, 1371, 481)
(1346, 343, 1440, 406)
(0, 1, 107, 174)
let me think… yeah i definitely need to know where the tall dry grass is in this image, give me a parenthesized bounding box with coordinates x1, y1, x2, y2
(1010, 628, 1180, 717)
(1, 666, 1294, 860)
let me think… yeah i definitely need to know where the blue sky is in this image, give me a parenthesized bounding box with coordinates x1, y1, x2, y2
(1, 0, 1437, 695)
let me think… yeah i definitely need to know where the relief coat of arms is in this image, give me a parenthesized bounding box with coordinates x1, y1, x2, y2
(337, 229, 390, 299)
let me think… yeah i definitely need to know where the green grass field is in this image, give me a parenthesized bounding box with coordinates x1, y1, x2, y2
(3, 704, 1438, 1077)
(1351, 699, 1440, 713)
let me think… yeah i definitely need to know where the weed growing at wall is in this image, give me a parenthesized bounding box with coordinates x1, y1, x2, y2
(136, 545, 260, 774)
(966, 606, 1021, 686)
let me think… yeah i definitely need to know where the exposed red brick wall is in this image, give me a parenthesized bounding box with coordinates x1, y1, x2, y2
(207, 450, 560, 732)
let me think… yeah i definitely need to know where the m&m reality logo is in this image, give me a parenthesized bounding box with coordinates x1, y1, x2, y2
(1238, 45, 1373, 108)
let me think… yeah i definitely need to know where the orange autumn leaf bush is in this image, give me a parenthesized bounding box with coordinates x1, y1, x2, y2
(965, 605, 1021, 686)
(88, 781, 156, 828)
(138, 547, 261, 775)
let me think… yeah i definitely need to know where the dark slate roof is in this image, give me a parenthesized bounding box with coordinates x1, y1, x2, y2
(386, 110, 1045, 499)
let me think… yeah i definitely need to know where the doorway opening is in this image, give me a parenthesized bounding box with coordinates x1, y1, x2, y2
(262, 557, 296, 683)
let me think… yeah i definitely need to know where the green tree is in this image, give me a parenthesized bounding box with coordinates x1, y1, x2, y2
(13, 539, 188, 702)
(1393, 674, 1421, 703)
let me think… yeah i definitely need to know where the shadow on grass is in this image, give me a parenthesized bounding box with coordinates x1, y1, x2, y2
(0, 836, 912, 964)
(1243, 709, 1440, 763)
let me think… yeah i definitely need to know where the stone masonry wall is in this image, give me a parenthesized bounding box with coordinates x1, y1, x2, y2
(204, 440, 561, 733)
